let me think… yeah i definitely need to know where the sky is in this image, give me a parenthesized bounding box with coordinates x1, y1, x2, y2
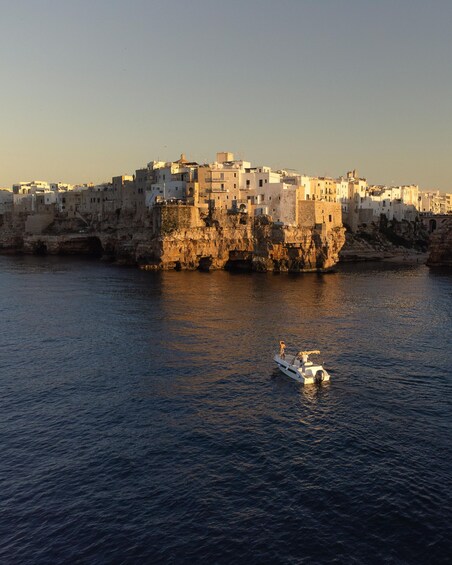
(0, 0, 451, 191)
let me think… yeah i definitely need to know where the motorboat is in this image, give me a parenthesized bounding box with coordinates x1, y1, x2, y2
(273, 347, 331, 385)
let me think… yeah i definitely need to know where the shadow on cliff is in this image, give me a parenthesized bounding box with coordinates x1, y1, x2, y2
(31, 236, 104, 258)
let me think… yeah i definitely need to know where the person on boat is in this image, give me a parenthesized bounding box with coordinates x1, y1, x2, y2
(279, 341, 286, 359)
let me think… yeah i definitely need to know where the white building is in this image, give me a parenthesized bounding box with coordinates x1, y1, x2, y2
(240, 166, 281, 194)
(418, 191, 447, 214)
(12, 181, 58, 212)
(49, 182, 74, 192)
(446, 193, 452, 213)
(145, 156, 198, 207)
(12, 181, 50, 195)
(256, 182, 300, 225)
(237, 167, 301, 225)
(279, 171, 311, 200)
(360, 185, 419, 221)
(336, 178, 350, 213)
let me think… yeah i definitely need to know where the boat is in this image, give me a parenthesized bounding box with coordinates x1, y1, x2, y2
(273, 345, 331, 385)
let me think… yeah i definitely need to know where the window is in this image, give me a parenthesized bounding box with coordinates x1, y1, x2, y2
(329, 215, 332, 222)
(221, 183, 224, 189)
(246, 180, 250, 187)
(234, 173, 237, 178)
(259, 180, 263, 187)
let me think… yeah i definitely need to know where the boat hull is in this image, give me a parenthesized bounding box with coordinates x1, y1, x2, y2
(274, 354, 331, 385)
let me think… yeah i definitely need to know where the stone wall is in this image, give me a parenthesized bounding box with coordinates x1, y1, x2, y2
(25, 213, 55, 235)
(152, 203, 202, 234)
(298, 201, 342, 229)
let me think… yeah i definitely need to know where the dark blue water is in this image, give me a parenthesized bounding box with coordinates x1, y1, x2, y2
(0, 256, 451, 564)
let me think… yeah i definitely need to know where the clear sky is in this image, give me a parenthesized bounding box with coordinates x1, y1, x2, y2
(1, 0, 451, 190)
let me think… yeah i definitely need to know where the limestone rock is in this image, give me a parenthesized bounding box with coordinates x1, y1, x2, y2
(1, 207, 346, 273)
(427, 219, 452, 268)
(340, 219, 428, 262)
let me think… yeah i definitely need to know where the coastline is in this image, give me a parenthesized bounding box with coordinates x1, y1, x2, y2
(339, 249, 428, 265)
(2, 211, 449, 271)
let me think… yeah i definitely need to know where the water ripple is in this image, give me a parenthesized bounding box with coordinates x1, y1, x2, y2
(0, 257, 451, 563)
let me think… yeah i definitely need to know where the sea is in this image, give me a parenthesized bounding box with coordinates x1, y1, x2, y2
(0, 255, 451, 564)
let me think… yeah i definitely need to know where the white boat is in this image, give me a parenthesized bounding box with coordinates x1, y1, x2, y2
(273, 348, 331, 385)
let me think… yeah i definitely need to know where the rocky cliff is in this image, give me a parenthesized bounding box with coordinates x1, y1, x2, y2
(0, 213, 26, 253)
(134, 214, 345, 272)
(0, 206, 345, 272)
(340, 217, 429, 263)
(426, 218, 452, 268)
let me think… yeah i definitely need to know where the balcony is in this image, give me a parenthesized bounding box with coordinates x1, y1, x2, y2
(205, 177, 226, 183)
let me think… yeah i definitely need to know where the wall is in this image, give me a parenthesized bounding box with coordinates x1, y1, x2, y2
(152, 204, 202, 234)
(311, 177, 337, 202)
(25, 213, 54, 235)
(298, 201, 342, 229)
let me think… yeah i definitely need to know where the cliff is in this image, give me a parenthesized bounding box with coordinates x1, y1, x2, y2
(0, 213, 26, 253)
(426, 218, 452, 268)
(340, 218, 429, 263)
(135, 214, 345, 272)
(0, 206, 346, 273)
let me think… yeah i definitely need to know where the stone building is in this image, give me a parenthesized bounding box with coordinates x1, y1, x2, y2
(198, 152, 249, 211)
(311, 176, 337, 202)
(298, 201, 342, 230)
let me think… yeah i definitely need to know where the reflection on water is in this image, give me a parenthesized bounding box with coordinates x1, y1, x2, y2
(0, 256, 451, 563)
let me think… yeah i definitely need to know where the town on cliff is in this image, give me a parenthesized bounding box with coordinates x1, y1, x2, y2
(0, 152, 451, 270)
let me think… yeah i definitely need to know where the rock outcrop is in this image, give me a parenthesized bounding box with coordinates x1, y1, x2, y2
(0, 206, 346, 272)
(426, 218, 452, 268)
(135, 215, 345, 272)
(340, 218, 429, 263)
(0, 213, 26, 253)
